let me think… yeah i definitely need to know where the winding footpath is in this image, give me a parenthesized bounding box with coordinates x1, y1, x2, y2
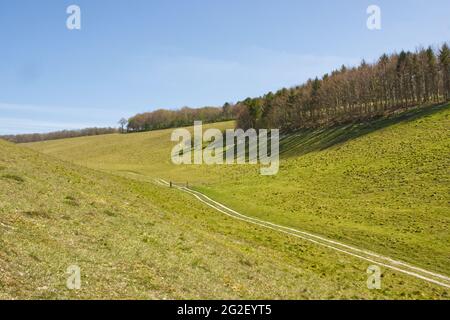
(155, 178, 450, 289)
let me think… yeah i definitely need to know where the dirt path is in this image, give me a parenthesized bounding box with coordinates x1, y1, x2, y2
(156, 178, 450, 289)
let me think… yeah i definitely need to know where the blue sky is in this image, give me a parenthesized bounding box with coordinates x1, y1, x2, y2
(0, 0, 449, 134)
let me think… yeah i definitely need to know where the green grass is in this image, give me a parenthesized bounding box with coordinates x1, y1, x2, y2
(6, 103, 449, 299)
(196, 104, 450, 276)
(4, 139, 447, 299)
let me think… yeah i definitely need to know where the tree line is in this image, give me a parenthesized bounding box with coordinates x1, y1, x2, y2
(235, 44, 449, 131)
(1, 127, 118, 143)
(3, 43, 448, 143)
(126, 105, 235, 132)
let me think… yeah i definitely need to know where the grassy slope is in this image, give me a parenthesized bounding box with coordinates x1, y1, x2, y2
(202, 104, 450, 275)
(21, 104, 450, 297)
(6, 140, 449, 299)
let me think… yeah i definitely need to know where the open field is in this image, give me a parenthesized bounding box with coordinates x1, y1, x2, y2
(3, 139, 449, 299)
(27, 103, 450, 275)
(2, 103, 448, 299)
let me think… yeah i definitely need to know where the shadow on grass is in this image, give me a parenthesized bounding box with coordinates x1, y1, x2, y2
(280, 102, 449, 159)
(1, 173, 25, 183)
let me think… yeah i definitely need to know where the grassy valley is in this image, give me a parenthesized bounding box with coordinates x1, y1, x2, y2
(1, 1, 448, 303)
(4, 137, 450, 298)
(20, 103, 450, 297)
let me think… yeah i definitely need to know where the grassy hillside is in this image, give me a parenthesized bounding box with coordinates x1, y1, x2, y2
(18, 103, 450, 298)
(199, 104, 450, 276)
(24, 121, 236, 184)
(6, 140, 450, 299)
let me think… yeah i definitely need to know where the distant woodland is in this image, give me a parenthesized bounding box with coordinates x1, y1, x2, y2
(235, 44, 450, 131)
(129, 43, 449, 132)
(1, 127, 118, 144)
(126, 105, 235, 132)
(3, 43, 448, 143)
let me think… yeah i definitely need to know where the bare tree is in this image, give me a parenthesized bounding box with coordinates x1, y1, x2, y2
(118, 118, 128, 133)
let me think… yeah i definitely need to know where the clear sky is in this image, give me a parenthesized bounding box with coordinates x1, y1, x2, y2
(0, 0, 449, 134)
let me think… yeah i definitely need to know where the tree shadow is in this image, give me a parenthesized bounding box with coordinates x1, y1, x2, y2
(279, 103, 449, 159)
